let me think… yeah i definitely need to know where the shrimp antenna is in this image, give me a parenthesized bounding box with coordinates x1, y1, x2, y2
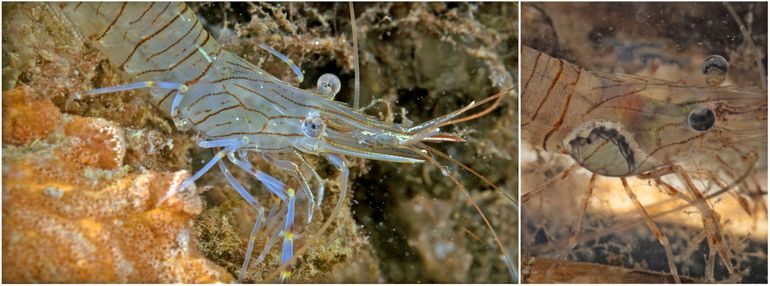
(521, 162, 581, 203)
(724, 2, 766, 90)
(417, 142, 518, 210)
(438, 86, 511, 128)
(349, 2, 361, 109)
(408, 146, 518, 282)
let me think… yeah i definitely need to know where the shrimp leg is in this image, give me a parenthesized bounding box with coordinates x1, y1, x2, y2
(216, 159, 266, 283)
(73, 81, 189, 119)
(225, 153, 304, 280)
(279, 188, 297, 282)
(545, 174, 596, 280)
(249, 170, 297, 282)
(156, 138, 247, 207)
(323, 154, 349, 235)
(672, 165, 735, 276)
(620, 177, 681, 283)
(234, 151, 315, 223)
(259, 43, 304, 84)
(268, 153, 350, 281)
(260, 153, 316, 224)
(521, 163, 581, 203)
(159, 135, 302, 282)
(293, 150, 326, 209)
(254, 199, 284, 272)
(224, 153, 291, 202)
(157, 137, 282, 283)
(644, 164, 737, 277)
(240, 208, 265, 283)
(74, 81, 187, 99)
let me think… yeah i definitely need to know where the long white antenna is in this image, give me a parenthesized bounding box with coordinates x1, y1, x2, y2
(349, 2, 361, 109)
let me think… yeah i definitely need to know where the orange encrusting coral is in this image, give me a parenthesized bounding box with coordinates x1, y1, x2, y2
(60, 116, 126, 170)
(2, 86, 60, 145)
(2, 87, 233, 283)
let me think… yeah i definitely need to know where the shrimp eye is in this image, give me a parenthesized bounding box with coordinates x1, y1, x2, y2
(701, 55, 728, 86)
(316, 73, 341, 99)
(688, 107, 715, 131)
(302, 116, 325, 138)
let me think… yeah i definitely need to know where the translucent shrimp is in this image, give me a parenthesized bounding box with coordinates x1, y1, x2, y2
(522, 44, 767, 281)
(520, 3, 766, 282)
(57, 2, 515, 282)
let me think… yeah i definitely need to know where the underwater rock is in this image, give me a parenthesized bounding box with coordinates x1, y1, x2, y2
(399, 195, 472, 283)
(2, 87, 233, 283)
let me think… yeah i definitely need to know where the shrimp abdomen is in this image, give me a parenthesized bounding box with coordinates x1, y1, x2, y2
(59, 2, 221, 85)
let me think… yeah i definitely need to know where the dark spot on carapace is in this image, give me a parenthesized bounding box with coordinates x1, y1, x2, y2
(568, 125, 636, 174)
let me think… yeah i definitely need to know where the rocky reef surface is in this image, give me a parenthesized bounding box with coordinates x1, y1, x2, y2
(3, 87, 232, 283)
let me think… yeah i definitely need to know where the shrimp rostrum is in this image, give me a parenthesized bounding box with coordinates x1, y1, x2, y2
(521, 42, 766, 283)
(58, 2, 513, 282)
